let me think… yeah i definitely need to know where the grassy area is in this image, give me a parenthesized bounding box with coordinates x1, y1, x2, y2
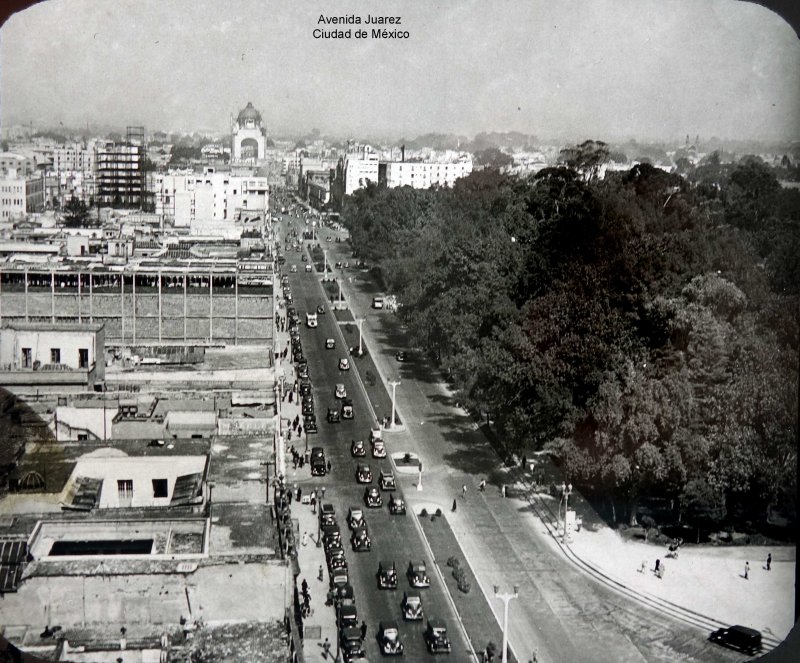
(420, 513, 517, 663)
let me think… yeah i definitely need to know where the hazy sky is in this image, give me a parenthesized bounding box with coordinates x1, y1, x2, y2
(1, 0, 798, 142)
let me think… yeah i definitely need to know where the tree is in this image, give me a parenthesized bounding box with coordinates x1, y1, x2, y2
(640, 514, 657, 542)
(558, 140, 609, 182)
(62, 196, 89, 228)
(473, 147, 513, 170)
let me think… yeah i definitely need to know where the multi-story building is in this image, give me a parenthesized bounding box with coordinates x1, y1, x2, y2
(380, 157, 473, 189)
(231, 102, 266, 163)
(95, 128, 146, 208)
(52, 142, 96, 174)
(152, 169, 269, 228)
(344, 144, 379, 195)
(0, 152, 38, 176)
(0, 169, 46, 220)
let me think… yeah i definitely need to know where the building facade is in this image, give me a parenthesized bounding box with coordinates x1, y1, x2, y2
(344, 144, 379, 195)
(0, 170, 46, 220)
(381, 158, 473, 189)
(95, 129, 146, 207)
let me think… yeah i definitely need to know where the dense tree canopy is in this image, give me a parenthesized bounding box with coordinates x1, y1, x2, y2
(342, 155, 798, 533)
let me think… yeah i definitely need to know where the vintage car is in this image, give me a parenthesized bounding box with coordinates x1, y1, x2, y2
(316, 304, 326, 314)
(395, 351, 407, 362)
(335, 383, 347, 399)
(356, 464, 372, 484)
(351, 525, 371, 552)
(337, 603, 358, 629)
(328, 552, 348, 572)
(327, 408, 341, 424)
(292, 348, 305, 363)
(364, 486, 382, 508)
(329, 568, 349, 589)
(347, 506, 365, 530)
(378, 621, 404, 656)
(709, 625, 763, 656)
(290, 264, 297, 273)
(341, 398, 354, 419)
(351, 439, 366, 457)
(304, 418, 318, 434)
(310, 447, 326, 476)
(319, 502, 336, 525)
(339, 626, 365, 662)
(339, 357, 350, 371)
(369, 426, 382, 443)
(407, 561, 430, 588)
(305, 264, 312, 272)
(371, 439, 387, 458)
(388, 494, 406, 515)
(333, 582, 355, 607)
(401, 590, 423, 620)
(297, 363, 309, 379)
(301, 400, 314, 416)
(379, 469, 396, 491)
(424, 618, 451, 654)
(321, 522, 341, 546)
(299, 380, 312, 396)
(326, 337, 336, 349)
(377, 560, 398, 590)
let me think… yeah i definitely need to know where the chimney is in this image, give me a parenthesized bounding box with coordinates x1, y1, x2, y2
(401, 145, 405, 162)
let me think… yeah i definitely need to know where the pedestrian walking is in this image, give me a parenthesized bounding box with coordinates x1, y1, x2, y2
(301, 578, 309, 595)
(296, 487, 302, 502)
(299, 456, 304, 469)
(318, 565, 324, 581)
(462, 484, 467, 499)
(744, 561, 750, 580)
(639, 559, 647, 574)
(360, 620, 367, 639)
(293, 456, 298, 470)
(478, 479, 486, 492)
(501, 484, 507, 498)
(327, 460, 332, 473)
(301, 531, 308, 546)
(322, 637, 331, 659)
(452, 499, 457, 512)
(766, 553, 772, 571)
(654, 559, 660, 574)
(288, 391, 293, 404)
(298, 425, 303, 436)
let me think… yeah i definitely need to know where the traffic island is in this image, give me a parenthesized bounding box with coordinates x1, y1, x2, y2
(419, 514, 518, 663)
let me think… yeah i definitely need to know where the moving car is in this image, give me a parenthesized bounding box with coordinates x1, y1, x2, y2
(356, 464, 372, 484)
(327, 408, 341, 423)
(351, 525, 371, 552)
(424, 618, 452, 654)
(341, 398, 354, 419)
(351, 439, 366, 457)
(335, 383, 347, 398)
(709, 625, 763, 656)
(395, 351, 407, 362)
(407, 561, 430, 588)
(339, 357, 350, 371)
(364, 486, 382, 508)
(378, 621, 404, 656)
(369, 426, 382, 443)
(377, 560, 398, 590)
(388, 494, 406, 515)
(316, 304, 326, 314)
(401, 590, 423, 620)
(326, 338, 336, 349)
(290, 264, 297, 273)
(305, 264, 312, 272)
(371, 439, 387, 458)
(379, 469, 396, 491)
(347, 506, 365, 530)
(310, 447, 326, 476)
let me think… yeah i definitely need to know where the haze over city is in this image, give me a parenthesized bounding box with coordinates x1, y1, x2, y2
(2, 0, 799, 143)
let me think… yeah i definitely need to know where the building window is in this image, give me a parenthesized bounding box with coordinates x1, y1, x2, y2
(78, 348, 89, 368)
(50, 348, 61, 364)
(152, 479, 169, 498)
(117, 479, 133, 499)
(77, 433, 89, 441)
(21, 347, 32, 368)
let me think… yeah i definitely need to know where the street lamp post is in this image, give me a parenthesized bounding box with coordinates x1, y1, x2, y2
(323, 249, 328, 275)
(560, 482, 573, 542)
(260, 461, 271, 506)
(355, 317, 365, 356)
(494, 585, 519, 663)
(388, 379, 400, 429)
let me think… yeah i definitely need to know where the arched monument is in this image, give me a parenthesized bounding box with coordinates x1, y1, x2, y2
(232, 102, 266, 162)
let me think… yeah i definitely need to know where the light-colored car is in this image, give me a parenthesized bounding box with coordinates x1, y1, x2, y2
(305, 264, 312, 272)
(379, 469, 396, 491)
(347, 506, 365, 530)
(401, 590, 423, 620)
(372, 439, 387, 458)
(335, 383, 347, 398)
(290, 264, 297, 273)
(339, 357, 350, 371)
(378, 621, 404, 656)
(326, 338, 336, 349)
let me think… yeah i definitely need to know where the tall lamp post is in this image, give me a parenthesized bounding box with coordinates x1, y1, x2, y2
(560, 482, 573, 542)
(355, 317, 365, 356)
(494, 585, 519, 663)
(388, 379, 400, 429)
(323, 249, 328, 275)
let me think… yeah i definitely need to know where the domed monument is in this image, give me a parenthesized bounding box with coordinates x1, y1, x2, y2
(232, 102, 266, 162)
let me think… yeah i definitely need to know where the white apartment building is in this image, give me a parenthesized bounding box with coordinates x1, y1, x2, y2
(344, 144, 379, 195)
(52, 142, 96, 174)
(382, 158, 473, 189)
(0, 169, 46, 220)
(152, 170, 269, 227)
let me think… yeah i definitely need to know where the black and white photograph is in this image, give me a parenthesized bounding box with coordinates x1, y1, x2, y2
(0, 1, 798, 662)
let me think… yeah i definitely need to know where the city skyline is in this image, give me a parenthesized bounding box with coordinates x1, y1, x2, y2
(1, 0, 800, 143)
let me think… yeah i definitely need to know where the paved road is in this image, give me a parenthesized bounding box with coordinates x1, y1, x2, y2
(312, 222, 744, 663)
(279, 216, 474, 662)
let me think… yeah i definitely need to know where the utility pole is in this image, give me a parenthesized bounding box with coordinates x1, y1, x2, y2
(494, 585, 519, 663)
